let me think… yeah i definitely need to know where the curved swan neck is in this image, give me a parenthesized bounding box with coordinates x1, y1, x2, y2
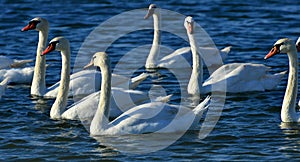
(50, 47, 70, 119)
(282, 46, 298, 122)
(31, 28, 48, 96)
(90, 55, 111, 134)
(145, 11, 161, 68)
(187, 32, 203, 95)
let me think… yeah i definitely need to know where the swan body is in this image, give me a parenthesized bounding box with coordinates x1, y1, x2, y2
(202, 63, 286, 93)
(0, 67, 34, 84)
(89, 52, 210, 136)
(44, 70, 148, 98)
(62, 87, 172, 120)
(144, 4, 230, 69)
(265, 38, 300, 122)
(22, 17, 148, 98)
(184, 16, 285, 95)
(0, 56, 32, 69)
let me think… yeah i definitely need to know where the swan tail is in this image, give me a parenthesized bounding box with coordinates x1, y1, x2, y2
(193, 96, 211, 115)
(153, 94, 173, 103)
(10, 59, 33, 68)
(275, 70, 288, 76)
(129, 73, 150, 89)
(262, 70, 287, 90)
(220, 46, 232, 62)
(220, 46, 232, 54)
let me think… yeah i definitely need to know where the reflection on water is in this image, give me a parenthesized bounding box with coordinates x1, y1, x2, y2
(93, 132, 186, 154)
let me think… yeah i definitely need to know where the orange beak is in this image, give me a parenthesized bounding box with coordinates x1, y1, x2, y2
(264, 45, 280, 59)
(21, 23, 36, 31)
(42, 43, 55, 56)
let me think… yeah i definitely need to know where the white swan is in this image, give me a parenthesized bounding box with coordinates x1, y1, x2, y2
(184, 16, 286, 95)
(22, 17, 48, 96)
(0, 56, 32, 69)
(88, 52, 210, 135)
(41, 36, 71, 119)
(144, 4, 230, 69)
(22, 17, 148, 98)
(264, 38, 300, 122)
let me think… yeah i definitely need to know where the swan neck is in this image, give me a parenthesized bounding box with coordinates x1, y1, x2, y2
(187, 32, 203, 95)
(189, 33, 202, 75)
(31, 29, 48, 96)
(145, 12, 161, 68)
(50, 48, 70, 119)
(282, 47, 298, 122)
(91, 58, 111, 134)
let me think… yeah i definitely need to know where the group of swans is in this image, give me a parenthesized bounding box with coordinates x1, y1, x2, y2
(145, 5, 285, 95)
(13, 4, 299, 138)
(144, 4, 231, 70)
(21, 17, 149, 98)
(87, 52, 210, 135)
(41, 36, 209, 134)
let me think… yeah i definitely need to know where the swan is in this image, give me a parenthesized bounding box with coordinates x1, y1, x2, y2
(264, 38, 300, 122)
(41, 36, 71, 119)
(184, 16, 286, 95)
(22, 17, 48, 96)
(144, 4, 230, 69)
(22, 17, 148, 98)
(0, 56, 32, 69)
(88, 52, 210, 135)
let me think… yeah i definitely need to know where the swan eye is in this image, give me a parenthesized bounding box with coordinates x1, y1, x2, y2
(275, 42, 284, 48)
(150, 4, 157, 9)
(48, 41, 59, 48)
(29, 20, 41, 25)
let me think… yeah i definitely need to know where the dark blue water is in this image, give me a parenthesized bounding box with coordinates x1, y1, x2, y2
(1, 0, 300, 161)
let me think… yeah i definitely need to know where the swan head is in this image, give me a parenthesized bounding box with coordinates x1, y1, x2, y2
(184, 16, 195, 34)
(21, 17, 49, 32)
(264, 38, 294, 59)
(144, 4, 158, 19)
(84, 52, 110, 69)
(296, 37, 300, 52)
(42, 36, 69, 56)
